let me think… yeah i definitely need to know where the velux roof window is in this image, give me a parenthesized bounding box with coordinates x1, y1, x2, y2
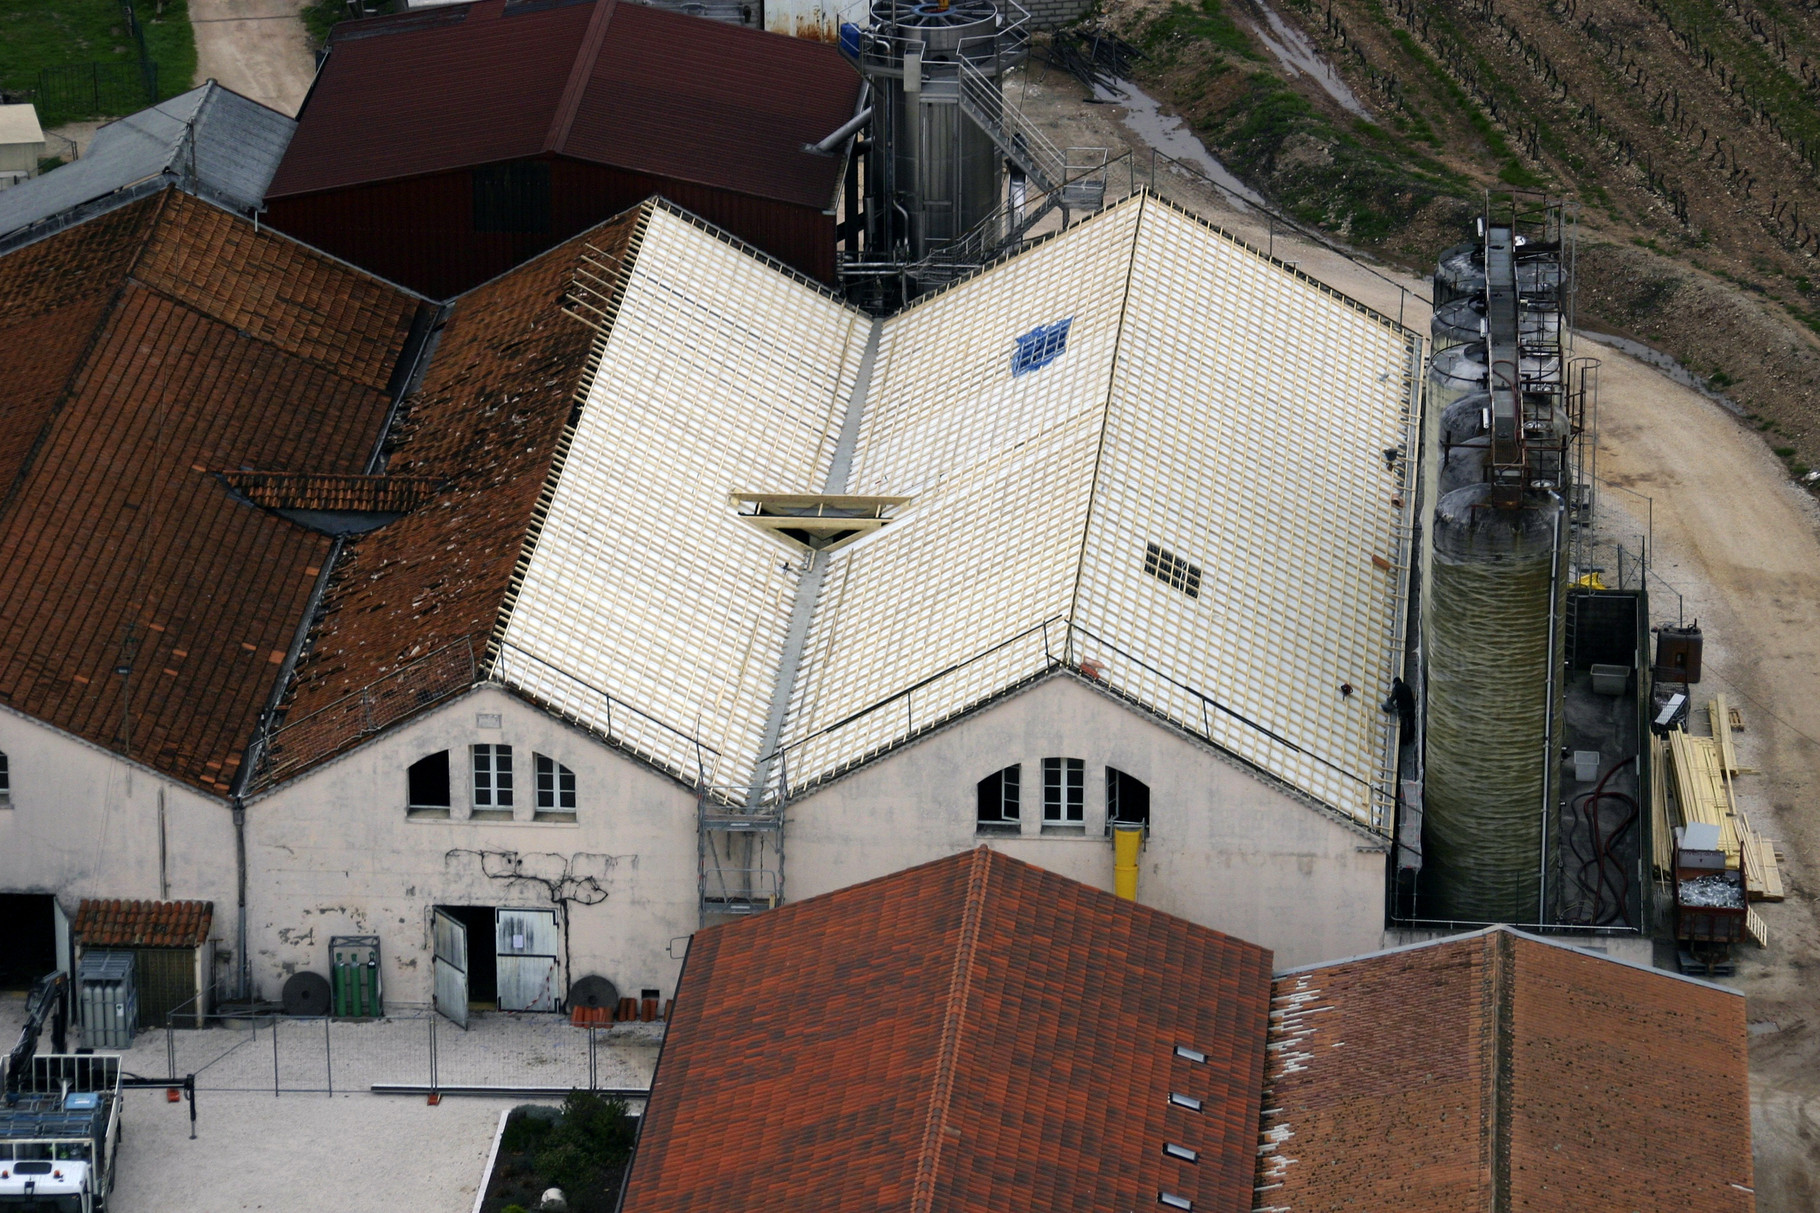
(1011, 318, 1073, 376)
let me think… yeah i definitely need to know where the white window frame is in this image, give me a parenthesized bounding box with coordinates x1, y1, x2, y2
(472, 744, 515, 809)
(1042, 757, 1084, 826)
(535, 753, 577, 814)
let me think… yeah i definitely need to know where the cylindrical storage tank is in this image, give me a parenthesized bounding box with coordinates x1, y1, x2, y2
(1431, 296, 1562, 350)
(1437, 393, 1490, 496)
(1421, 484, 1563, 924)
(1427, 344, 1555, 411)
(875, 0, 1006, 257)
(1434, 241, 1563, 307)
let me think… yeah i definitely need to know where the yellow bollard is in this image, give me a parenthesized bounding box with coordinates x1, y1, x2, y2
(1113, 822, 1143, 901)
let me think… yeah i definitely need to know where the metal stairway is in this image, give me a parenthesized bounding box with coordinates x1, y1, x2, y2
(955, 58, 1106, 213)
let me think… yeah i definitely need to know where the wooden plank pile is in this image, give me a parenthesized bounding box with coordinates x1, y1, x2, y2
(1657, 697, 1784, 904)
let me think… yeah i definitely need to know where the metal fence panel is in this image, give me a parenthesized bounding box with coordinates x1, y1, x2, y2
(34, 62, 157, 125)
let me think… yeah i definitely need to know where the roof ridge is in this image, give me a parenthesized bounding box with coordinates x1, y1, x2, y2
(909, 846, 992, 1213)
(545, 0, 617, 154)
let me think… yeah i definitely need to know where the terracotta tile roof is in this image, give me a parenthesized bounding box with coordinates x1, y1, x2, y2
(220, 471, 439, 514)
(1254, 928, 1753, 1212)
(255, 204, 646, 787)
(267, 0, 860, 210)
(0, 189, 422, 794)
(74, 898, 213, 947)
(622, 848, 1274, 1213)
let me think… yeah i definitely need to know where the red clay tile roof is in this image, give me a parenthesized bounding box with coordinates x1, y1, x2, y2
(1254, 928, 1753, 1212)
(623, 848, 1274, 1213)
(74, 898, 213, 947)
(266, 0, 860, 210)
(253, 204, 647, 788)
(0, 189, 422, 794)
(221, 471, 439, 514)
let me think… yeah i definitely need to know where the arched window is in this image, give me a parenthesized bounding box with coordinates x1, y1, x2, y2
(976, 765, 1020, 834)
(407, 751, 450, 818)
(1107, 767, 1151, 830)
(535, 753, 577, 821)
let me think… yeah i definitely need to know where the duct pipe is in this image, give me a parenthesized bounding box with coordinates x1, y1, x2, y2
(807, 107, 874, 155)
(1112, 823, 1143, 901)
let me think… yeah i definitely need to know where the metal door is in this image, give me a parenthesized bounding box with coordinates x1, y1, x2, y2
(494, 908, 559, 1013)
(431, 909, 469, 1028)
(133, 948, 198, 1029)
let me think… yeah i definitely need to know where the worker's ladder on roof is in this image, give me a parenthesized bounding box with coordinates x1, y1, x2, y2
(697, 785, 785, 926)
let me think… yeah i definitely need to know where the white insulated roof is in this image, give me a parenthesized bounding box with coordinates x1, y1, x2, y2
(494, 195, 1421, 828)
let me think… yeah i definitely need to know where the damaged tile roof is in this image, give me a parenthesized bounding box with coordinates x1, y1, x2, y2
(622, 848, 1274, 1213)
(1254, 927, 1753, 1212)
(251, 204, 645, 788)
(74, 898, 214, 948)
(266, 0, 861, 211)
(0, 188, 423, 795)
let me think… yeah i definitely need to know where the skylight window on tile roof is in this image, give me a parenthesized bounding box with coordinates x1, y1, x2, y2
(1169, 1093, 1203, 1111)
(1159, 1192, 1193, 1210)
(1164, 1143, 1198, 1163)
(1174, 1045, 1206, 1063)
(1010, 317, 1073, 377)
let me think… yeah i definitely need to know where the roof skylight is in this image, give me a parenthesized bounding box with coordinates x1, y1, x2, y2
(1169, 1093, 1203, 1111)
(1011, 317, 1072, 377)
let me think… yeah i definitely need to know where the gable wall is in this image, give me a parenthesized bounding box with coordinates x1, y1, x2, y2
(786, 675, 1389, 968)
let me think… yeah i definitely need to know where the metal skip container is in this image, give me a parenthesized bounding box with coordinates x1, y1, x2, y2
(77, 951, 137, 1049)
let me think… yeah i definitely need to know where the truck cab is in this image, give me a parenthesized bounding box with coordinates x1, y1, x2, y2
(0, 1059, 121, 1213)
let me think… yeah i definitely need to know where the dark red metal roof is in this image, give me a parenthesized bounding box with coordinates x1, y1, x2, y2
(268, 0, 862, 211)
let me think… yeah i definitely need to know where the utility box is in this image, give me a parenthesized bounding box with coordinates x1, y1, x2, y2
(329, 935, 383, 1017)
(1654, 624, 1703, 684)
(76, 951, 137, 1048)
(1589, 663, 1630, 696)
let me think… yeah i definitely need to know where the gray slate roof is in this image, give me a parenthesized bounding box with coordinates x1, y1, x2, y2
(0, 82, 295, 251)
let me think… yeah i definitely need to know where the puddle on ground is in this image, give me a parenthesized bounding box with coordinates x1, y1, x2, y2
(1249, 0, 1371, 119)
(1095, 80, 1267, 211)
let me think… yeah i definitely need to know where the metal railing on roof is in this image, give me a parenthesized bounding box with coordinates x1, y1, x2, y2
(760, 615, 1392, 829)
(492, 638, 723, 789)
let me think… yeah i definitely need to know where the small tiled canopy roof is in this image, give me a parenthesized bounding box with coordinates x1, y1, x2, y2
(74, 899, 214, 948)
(623, 848, 1274, 1213)
(1255, 927, 1754, 1212)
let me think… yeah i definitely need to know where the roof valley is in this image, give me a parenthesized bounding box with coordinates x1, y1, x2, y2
(909, 846, 992, 1213)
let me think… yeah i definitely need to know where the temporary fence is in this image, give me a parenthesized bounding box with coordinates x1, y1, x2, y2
(149, 1000, 651, 1097)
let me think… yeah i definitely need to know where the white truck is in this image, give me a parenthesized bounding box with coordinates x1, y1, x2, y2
(1, 974, 122, 1213)
(0, 1055, 122, 1213)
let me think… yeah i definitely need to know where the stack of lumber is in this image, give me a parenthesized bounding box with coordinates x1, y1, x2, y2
(1659, 701, 1784, 904)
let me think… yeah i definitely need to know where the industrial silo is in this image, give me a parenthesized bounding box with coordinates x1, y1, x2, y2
(1421, 485, 1564, 922)
(858, 0, 1018, 259)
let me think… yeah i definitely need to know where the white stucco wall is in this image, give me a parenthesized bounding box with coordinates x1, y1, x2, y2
(246, 686, 698, 1007)
(0, 704, 237, 953)
(785, 675, 1391, 968)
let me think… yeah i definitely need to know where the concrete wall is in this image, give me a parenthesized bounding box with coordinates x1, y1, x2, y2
(786, 675, 1390, 968)
(247, 686, 698, 1007)
(0, 704, 237, 954)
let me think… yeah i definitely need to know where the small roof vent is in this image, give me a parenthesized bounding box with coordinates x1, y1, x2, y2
(732, 493, 911, 554)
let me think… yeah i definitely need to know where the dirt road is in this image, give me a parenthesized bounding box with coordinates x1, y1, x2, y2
(189, 0, 315, 115)
(1594, 358, 1820, 1212)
